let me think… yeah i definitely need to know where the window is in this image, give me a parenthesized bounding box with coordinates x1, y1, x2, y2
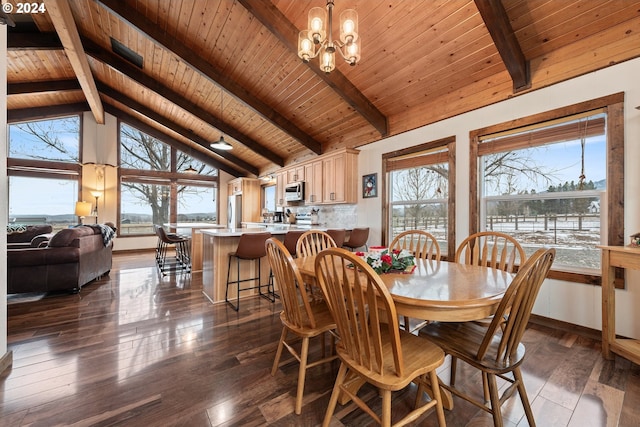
(383, 137, 456, 256)
(7, 116, 82, 230)
(119, 123, 219, 235)
(470, 93, 624, 283)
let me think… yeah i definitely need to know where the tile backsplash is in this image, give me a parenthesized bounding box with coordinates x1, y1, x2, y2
(288, 204, 357, 228)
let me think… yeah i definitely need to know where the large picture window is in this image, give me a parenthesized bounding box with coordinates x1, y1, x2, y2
(119, 123, 219, 236)
(7, 116, 82, 230)
(383, 137, 456, 256)
(470, 93, 624, 283)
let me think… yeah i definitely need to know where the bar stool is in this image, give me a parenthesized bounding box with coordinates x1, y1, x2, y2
(283, 230, 306, 257)
(343, 227, 369, 251)
(225, 232, 275, 311)
(326, 229, 346, 248)
(154, 225, 191, 276)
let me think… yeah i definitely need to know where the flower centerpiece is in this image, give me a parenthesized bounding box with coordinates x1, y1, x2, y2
(355, 248, 416, 274)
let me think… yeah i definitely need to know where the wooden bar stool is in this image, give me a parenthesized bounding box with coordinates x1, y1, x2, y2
(225, 232, 274, 311)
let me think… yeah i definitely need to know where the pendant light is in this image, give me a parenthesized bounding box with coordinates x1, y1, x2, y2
(210, 91, 233, 150)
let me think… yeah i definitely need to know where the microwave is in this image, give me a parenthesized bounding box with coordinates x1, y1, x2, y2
(285, 182, 305, 201)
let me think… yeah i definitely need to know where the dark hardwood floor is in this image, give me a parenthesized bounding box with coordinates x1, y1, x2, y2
(2, 252, 640, 426)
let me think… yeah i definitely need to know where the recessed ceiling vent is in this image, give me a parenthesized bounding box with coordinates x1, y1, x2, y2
(110, 37, 143, 69)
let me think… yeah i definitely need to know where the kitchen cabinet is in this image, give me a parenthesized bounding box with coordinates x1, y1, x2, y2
(304, 160, 323, 204)
(276, 172, 286, 207)
(322, 150, 358, 204)
(227, 178, 261, 222)
(286, 166, 305, 184)
(274, 148, 359, 206)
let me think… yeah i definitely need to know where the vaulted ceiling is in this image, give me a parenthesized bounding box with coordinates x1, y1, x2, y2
(6, 0, 640, 177)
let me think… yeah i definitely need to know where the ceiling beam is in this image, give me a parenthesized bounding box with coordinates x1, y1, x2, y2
(238, 0, 388, 137)
(474, 0, 530, 92)
(97, 82, 259, 176)
(103, 104, 246, 178)
(8, 79, 81, 94)
(7, 31, 61, 49)
(44, 0, 105, 123)
(81, 37, 285, 168)
(97, 0, 323, 155)
(8, 102, 90, 122)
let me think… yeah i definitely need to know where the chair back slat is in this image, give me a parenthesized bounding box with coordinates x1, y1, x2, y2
(456, 231, 526, 273)
(389, 230, 440, 261)
(296, 230, 337, 258)
(315, 248, 404, 377)
(265, 238, 317, 329)
(476, 247, 555, 365)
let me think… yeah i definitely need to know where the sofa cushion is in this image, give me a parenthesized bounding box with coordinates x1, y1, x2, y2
(7, 224, 53, 243)
(48, 227, 97, 248)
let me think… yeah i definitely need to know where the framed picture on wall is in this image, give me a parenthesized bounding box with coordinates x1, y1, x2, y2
(362, 173, 377, 198)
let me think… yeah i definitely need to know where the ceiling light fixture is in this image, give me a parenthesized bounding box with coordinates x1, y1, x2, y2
(184, 164, 198, 174)
(210, 91, 233, 150)
(297, 0, 360, 73)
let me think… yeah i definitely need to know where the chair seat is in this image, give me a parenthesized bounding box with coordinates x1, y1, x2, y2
(279, 300, 336, 337)
(421, 321, 526, 374)
(338, 328, 444, 391)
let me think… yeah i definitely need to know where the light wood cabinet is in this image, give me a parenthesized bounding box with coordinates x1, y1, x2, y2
(228, 177, 261, 222)
(304, 160, 323, 204)
(275, 172, 286, 207)
(286, 166, 305, 184)
(275, 148, 359, 206)
(322, 150, 358, 204)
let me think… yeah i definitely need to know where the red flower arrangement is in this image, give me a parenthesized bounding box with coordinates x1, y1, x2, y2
(354, 248, 416, 274)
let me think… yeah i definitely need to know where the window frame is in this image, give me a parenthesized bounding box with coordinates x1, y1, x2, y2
(382, 136, 456, 257)
(117, 120, 219, 237)
(7, 115, 83, 228)
(469, 93, 625, 286)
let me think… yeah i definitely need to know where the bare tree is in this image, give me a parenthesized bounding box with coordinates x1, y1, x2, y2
(10, 117, 80, 162)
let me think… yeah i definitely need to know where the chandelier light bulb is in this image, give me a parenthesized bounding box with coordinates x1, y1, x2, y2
(298, 1, 360, 73)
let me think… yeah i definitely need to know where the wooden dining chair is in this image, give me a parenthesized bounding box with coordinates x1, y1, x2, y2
(390, 229, 441, 261)
(389, 229, 441, 333)
(421, 247, 555, 427)
(455, 231, 526, 273)
(296, 230, 337, 258)
(265, 238, 338, 415)
(314, 248, 446, 427)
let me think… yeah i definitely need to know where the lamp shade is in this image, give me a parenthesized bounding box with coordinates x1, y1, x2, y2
(75, 201, 92, 217)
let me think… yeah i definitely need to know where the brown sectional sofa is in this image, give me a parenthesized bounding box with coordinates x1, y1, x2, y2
(7, 224, 53, 249)
(7, 225, 114, 294)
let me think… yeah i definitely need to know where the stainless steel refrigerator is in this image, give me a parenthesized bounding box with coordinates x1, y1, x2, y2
(228, 194, 242, 228)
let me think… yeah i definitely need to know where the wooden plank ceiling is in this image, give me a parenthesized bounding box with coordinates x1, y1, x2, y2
(6, 0, 640, 177)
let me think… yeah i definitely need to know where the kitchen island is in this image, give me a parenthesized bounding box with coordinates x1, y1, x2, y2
(200, 226, 350, 304)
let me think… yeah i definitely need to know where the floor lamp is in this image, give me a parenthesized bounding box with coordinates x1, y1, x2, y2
(75, 201, 92, 225)
(90, 191, 102, 224)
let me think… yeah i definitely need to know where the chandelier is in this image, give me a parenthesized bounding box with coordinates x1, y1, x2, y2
(297, 0, 360, 73)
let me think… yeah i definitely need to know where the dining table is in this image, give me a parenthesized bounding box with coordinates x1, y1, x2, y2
(294, 255, 513, 322)
(293, 254, 515, 409)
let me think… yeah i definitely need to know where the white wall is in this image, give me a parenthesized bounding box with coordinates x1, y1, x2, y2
(357, 57, 640, 339)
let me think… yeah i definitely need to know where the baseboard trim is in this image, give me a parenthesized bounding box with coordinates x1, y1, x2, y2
(529, 314, 602, 342)
(0, 350, 13, 376)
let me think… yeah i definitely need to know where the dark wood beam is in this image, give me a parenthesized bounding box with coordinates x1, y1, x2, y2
(103, 104, 246, 178)
(7, 31, 62, 49)
(474, 0, 530, 92)
(8, 102, 89, 122)
(238, 0, 388, 137)
(82, 37, 285, 168)
(8, 79, 81, 94)
(97, 82, 258, 176)
(97, 0, 323, 155)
